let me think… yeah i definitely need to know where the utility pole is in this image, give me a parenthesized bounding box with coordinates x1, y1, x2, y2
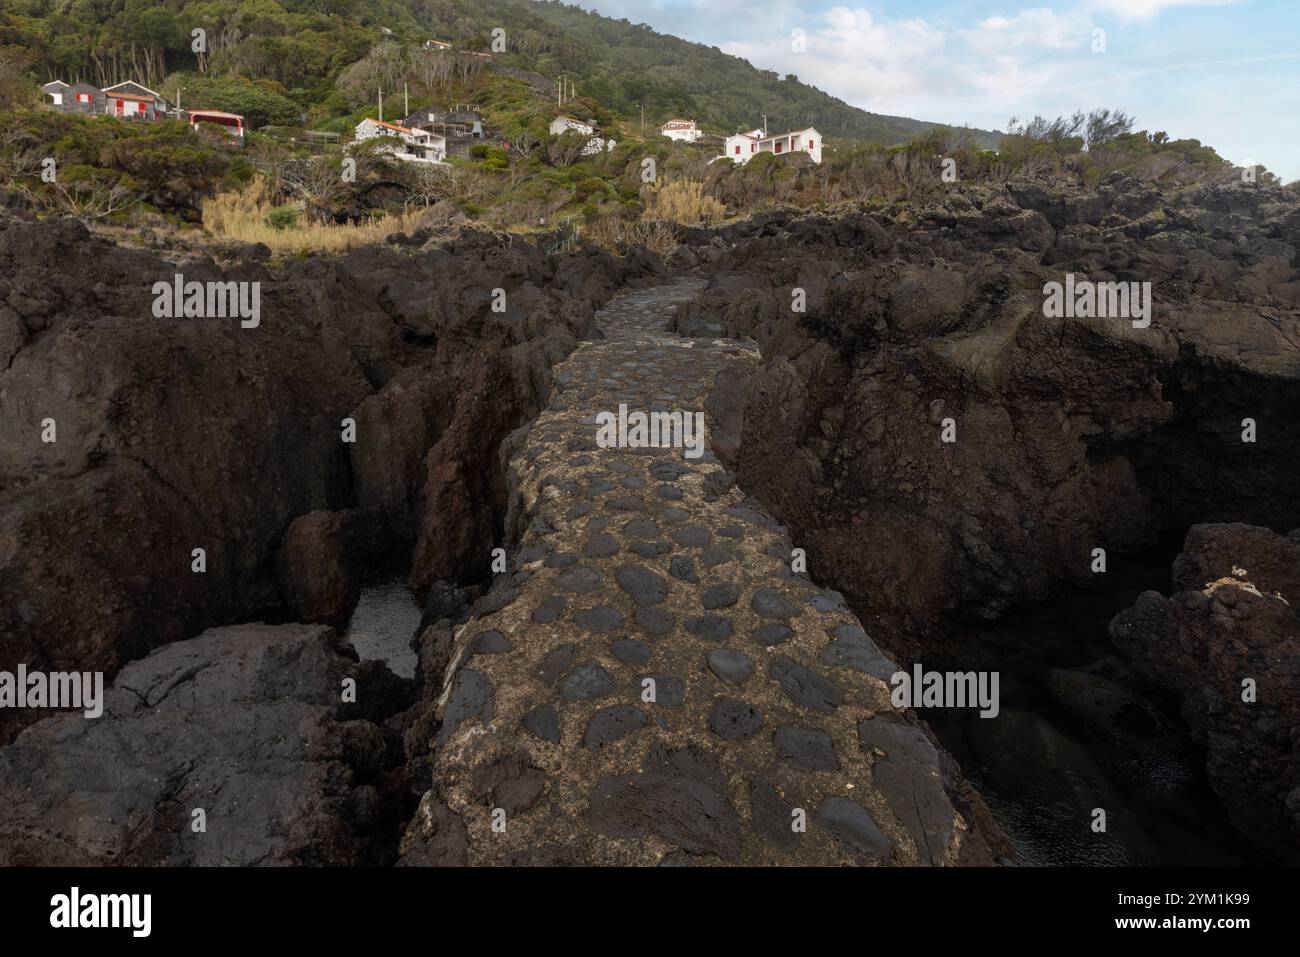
(762, 113, 767, 135)
(640, 103, 644, 131)
(404, 82, 408, 118)
(557, 77, 562, 106)
(378, 86, 383, 122)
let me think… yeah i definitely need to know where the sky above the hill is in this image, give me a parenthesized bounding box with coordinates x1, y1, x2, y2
(573, 0, 1300, 181)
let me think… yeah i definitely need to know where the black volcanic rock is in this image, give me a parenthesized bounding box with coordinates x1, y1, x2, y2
(0, 623, 413, 866)
(0, 212, 661, 743)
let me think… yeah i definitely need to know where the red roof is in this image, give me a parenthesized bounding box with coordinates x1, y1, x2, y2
(364, 118, 416, 134)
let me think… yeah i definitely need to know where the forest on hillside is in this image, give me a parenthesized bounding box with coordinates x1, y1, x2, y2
(0, 0, 998, 143)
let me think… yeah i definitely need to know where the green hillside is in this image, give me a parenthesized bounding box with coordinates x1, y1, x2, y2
(433, 0, 1000, 144)
(0, 0, 999, 145)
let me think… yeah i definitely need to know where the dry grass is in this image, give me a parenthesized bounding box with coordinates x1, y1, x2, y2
(585, 216, 680, 256)
(202, 177, 423, 253)
(643, 178, 726, 224)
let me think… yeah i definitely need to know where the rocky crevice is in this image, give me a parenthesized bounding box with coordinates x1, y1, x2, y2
(0, 212, 661, 744)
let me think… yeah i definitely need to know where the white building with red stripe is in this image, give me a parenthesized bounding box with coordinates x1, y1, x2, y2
(722, 126, 822, 164)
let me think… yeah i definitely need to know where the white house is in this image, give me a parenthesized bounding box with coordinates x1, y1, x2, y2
(354, 118, 446, 163)
(722, 126, 822, 165)
(103, 81, 172, 117)
(660, 118, 702, 142)
(549, 115, 595, 137)
(549, 115, 615, 155)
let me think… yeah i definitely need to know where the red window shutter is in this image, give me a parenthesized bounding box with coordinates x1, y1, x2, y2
(734, 145, 740, 154)
(809, 139, 814, 149)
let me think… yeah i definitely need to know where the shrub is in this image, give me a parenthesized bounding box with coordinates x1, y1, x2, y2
(265, 205, 300, 230)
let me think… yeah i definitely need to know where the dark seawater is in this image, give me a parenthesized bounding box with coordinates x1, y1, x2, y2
(923, 540, 1246, 866)
(341, 578, 422, 679)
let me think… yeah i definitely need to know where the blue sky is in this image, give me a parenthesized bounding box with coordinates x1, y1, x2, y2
(573, 0, 1300, 181)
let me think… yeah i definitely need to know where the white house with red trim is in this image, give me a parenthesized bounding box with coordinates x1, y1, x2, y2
(660, 118, 702, 142)
(722, 126, 822, 165)
(103, 81, 173, 119)
(354, 118, 446, 163)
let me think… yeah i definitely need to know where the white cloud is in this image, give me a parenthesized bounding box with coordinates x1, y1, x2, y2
(961, 8, 1092, 54)
(575, 0, 1298, 181)
(1088, 0, 1242, 21)
(721, 6, 945, 105)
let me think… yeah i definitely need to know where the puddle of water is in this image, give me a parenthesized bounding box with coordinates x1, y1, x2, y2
(341, 578, 422, 679)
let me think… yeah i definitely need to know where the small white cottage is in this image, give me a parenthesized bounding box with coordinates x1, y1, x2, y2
(660, 119, 702, 142)
(722, 126, 822, 165)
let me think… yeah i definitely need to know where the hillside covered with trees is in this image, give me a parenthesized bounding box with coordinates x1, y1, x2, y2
(0, 0, 998, 143)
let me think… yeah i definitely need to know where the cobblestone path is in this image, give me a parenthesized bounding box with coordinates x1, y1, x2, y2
(408, 279, 998, 865)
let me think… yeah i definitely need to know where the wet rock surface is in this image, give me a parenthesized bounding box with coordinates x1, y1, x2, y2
(276, 507, 391, 626)
(399, 280, 1008, 865)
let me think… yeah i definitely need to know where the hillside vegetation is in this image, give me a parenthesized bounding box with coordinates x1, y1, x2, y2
(0, 0, 997, 141)
(0, 1, 1286, 247)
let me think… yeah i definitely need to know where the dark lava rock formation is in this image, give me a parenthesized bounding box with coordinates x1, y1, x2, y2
(4, 169, 1295, 867)
(0, 212, 658, 743)
(1111, 524, 1300, 862)
(667, 173, 1300, 862)
(672, 176, 1300, 653)
(0, 623, 412, 865)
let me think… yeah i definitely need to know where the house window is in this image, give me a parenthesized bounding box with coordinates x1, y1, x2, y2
(77, 92, 91, 103)
(775, 141, 782, 153)
(809, 139, 815, 149)
(751, 143, 756, 152)
(734, 145, 740, 154)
